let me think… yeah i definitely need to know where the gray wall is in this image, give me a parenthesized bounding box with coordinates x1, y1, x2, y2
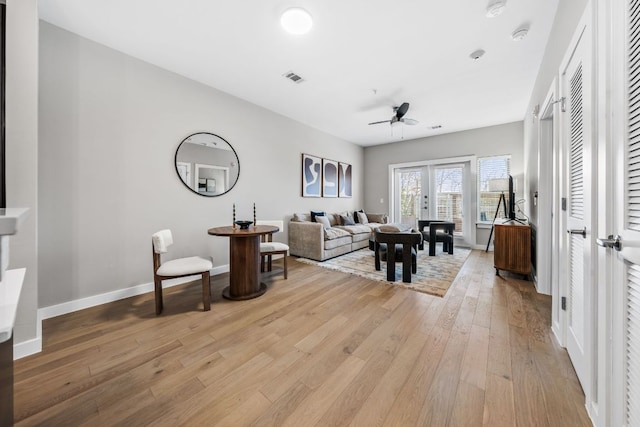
(523, 0, 589, 225)
(363, 121, 524, 246)
(38, 22, 363, 308)
(7, 0, 39, 349)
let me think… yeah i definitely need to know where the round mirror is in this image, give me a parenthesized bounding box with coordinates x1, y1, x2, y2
(174, 132, 240, 197)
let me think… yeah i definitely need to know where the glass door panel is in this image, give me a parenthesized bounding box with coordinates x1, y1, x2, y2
(396, 168, 422, 228)
(432, 165, 464, 236)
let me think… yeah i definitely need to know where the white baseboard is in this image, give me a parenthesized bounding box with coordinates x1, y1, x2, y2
(13, 335, 42, 360)
(14, 265, 229, 359)
(473, 244, 493, 251)
(39, 265, 229, 320)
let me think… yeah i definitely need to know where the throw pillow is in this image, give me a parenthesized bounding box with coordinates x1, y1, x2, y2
(378, 224, 402, 232)
(311, 211, 325, 222)
(340, 214, 356, 226)
(353, 209, 364, 223)
(357, 211, 369, 224)
(316, 215, 331, 229)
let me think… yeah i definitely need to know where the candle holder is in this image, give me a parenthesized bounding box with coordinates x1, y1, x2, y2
(233, 203, 236, 229)
(253, 203, 256, 227)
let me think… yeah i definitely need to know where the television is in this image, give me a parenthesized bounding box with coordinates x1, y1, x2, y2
(508, 175, 516, 220)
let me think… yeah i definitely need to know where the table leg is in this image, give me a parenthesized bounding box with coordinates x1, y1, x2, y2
(223, 235, 267, 300)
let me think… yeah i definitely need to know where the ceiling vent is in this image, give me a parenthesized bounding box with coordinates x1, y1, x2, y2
(431, 125, 442, 130)
(283, 71, 305, 83)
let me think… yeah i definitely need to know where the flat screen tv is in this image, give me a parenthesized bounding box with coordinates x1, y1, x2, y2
(508, 175, 516, 220)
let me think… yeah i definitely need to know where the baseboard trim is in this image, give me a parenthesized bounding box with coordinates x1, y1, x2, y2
(39, 265, 229, 321)
(473, 244, 493, 251)
(13, 335, 42, 360)
(17, 265, 229, 359)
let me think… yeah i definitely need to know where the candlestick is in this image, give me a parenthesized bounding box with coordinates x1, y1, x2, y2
(233, 203, 236, 229)
(253, 203, 256, 227)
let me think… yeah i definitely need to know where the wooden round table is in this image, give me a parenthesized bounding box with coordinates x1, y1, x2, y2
(207, 224, 279, 300)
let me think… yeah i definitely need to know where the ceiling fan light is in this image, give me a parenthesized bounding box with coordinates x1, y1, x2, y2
(280, 8, 313, 35)
(486, 0, 506, 18)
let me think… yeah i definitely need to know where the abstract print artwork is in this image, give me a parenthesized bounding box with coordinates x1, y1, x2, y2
(322, 159, 339, 197)
(338, 162, 352, 198)
(302, 154, 322, 197)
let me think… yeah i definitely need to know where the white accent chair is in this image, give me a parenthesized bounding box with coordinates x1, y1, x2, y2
(152, 229, 213, 315)
(256, 220, 289, 279)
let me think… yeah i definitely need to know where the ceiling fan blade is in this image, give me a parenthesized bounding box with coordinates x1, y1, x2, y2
(401, 118, 419, 125)
(395, 102, 410, 119)
(368, 120, 392, 125)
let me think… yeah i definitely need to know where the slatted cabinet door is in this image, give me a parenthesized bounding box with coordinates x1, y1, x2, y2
(614, 1, 640, 425)
(560, 10, 594, 397)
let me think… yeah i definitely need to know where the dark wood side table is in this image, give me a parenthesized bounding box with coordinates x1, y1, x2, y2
(208, 224, 278, 300)
(493, 221, 531, 279)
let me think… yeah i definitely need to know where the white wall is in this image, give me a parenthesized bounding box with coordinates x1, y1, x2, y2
(6, 0, 39, 354)
(523, 0, 589, 223)
(38, 22, 363, 309)
(363, 121, 524, 246)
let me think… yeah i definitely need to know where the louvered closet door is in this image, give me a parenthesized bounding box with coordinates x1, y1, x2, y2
(561, 19, 592, 393)
(619, 1, 640, 424)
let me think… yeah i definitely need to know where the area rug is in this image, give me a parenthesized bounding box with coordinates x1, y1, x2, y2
(296, 246, 471, 297)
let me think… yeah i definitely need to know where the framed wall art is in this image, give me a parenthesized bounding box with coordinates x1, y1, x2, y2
(301, 153, 322, 197)
(338, 162, 352, 198)
(322, 159, 339, 198)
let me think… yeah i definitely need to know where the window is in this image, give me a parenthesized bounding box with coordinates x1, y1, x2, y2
(478, 155, 511, 222)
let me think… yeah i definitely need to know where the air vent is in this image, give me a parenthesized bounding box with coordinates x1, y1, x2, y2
(283, 70, 305, 83)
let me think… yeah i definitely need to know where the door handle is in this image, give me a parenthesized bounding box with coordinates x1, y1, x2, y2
(567, 227, 586, 238)
(596, 235, 621, 251)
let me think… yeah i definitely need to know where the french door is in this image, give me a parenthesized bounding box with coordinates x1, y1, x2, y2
(392, 160, 471, 245)
(559, 10, 593, 396)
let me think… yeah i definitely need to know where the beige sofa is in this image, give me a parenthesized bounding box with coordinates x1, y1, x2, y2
(288, 211, 389, 261)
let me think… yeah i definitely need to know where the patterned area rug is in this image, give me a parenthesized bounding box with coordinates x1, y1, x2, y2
(296, 246, 471, 297)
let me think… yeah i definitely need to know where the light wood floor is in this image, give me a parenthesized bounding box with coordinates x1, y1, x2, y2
(14, 250, 591, 426)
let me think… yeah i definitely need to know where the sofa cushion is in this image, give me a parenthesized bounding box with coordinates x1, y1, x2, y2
(324, 235, 352, 250)
(366, 213, 388, 224)
(353, 209, 364, 223)
(335, 224, 371, 235)
(324, 227, 350, 240)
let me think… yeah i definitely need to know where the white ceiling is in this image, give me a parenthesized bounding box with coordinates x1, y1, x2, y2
(38, 0, 559, 147)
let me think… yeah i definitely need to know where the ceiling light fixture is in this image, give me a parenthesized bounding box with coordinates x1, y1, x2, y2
(470, 49, 486, 60)
(511, 27, 529, 41)
(280, 8, 313, 35)
(485, 0, 506, 18)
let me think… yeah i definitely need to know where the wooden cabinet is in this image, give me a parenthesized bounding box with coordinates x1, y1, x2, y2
(493, 221, 531, 277)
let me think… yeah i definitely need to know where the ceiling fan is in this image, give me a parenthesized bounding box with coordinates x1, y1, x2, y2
(368, 102, 419, 126)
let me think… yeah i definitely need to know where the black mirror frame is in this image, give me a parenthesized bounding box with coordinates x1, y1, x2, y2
(174, 132, 240, 197)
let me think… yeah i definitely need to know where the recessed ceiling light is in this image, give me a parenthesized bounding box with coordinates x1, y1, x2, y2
(486, 0, 506, 18)
(511, 27, 529, 41)
(470, 49, 486, 60)
(280, 8, 313, 35)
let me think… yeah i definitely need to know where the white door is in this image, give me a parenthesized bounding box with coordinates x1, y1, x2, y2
(560, 13, 593, 394)
(610, 0, 640, 425)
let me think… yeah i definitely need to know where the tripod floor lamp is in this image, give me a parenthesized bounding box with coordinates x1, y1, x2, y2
(485, 178, 509, 252)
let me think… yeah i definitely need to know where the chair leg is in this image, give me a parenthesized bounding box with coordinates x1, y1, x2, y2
(202, 271, 211, 312)
(283, 254, 288, 279)
(260, 255, 266, 272)
(154, 278, 163, 315)
(267, 255, 273, 272)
